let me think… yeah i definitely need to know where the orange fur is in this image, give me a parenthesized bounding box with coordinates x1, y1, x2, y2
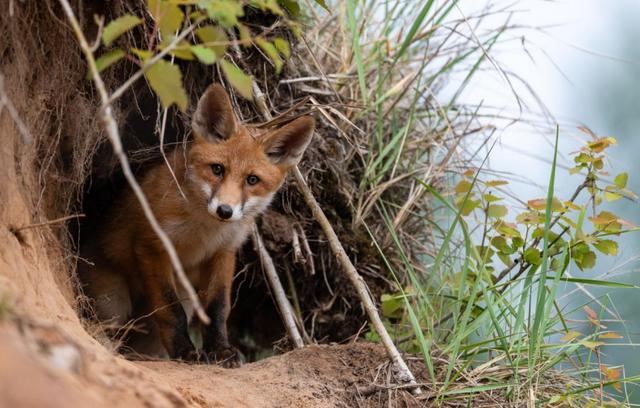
(79, 84, 315, 365)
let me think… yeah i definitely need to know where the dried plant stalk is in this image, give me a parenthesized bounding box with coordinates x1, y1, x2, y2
(57, 0, 209, 325)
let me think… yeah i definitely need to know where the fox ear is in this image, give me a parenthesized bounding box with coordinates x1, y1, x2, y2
(192, 84, 237, 143)
(261, 116, 315, 167)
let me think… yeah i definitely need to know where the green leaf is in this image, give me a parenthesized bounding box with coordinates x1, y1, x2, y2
(196, 26, 229, 58)
(497, 252, 512, 267)
(220, 59, 253, 100)
(380, 293, 404, 318)
(88, 49, 125, 79)
(203, 0, 244, 28)
(190, 45, 216, 64)
(593, 239, 618, 256)
(148, 0, 184, 38)
(102, 14, 142, 46)
(273, 37, 291, 59)
(516, 211, 543, 225)
(457, 198, 479, 217)
(490, 236, 510, 253)
(145, 59, 188, 111)
(614, 172, 628, 189)
(494, 220, 520, 238)
(255, 37, 284, 74)
(131, 48, 153, 62)
(251, 0, 285, 15)
(575, 250, 596, 270)
(604, 185, 623, 202)
(483, 193, 502, 203)
(237, 24, 252, 47)
(278, 0, 301, 15)
(159, 39, 194, 60)
(312, 0, 330, 11)
(487, 204, 507, 218)
(524, 247, 542, 266)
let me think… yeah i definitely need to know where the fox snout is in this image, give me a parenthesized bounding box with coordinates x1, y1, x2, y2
(207, 197, 243, 221)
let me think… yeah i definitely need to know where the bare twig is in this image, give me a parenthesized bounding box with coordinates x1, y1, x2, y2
(57, 0, 209, 325)
(0, 73, 32, 144)
(252, 226, 304, 348)
(293, 166, 421, 392)
(13, 214, 85, 232)
(250, 80, 420, 393)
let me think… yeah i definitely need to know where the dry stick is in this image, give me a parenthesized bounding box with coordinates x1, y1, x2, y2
(0, 73, 33, 144)
(251, 83, 421, 392)
(293, 166, 420, 391)
(225, 38, 305, 348)
(252, 226, 304, 348)
(57, 0, 209, 325)
(13, 214, 85, 232)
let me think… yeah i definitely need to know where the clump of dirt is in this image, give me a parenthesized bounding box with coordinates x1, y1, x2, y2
(1, 316, 426, 407)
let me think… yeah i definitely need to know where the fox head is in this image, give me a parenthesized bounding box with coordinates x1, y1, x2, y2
(187, 84, 315, 222)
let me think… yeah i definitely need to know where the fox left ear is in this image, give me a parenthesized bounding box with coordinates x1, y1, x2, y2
(261, 116, 315, 167)
(192, 83, 237, 143)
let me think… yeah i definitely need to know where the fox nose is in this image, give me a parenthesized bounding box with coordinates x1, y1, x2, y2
(216, 204, 233, 220)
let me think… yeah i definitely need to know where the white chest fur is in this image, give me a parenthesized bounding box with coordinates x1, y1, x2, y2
(162, 215, 251, 268)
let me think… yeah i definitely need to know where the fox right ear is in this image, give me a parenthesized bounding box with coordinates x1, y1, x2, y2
(192, 84, 237, 143)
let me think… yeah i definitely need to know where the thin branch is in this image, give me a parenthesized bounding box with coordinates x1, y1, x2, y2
(252, 226, 304, 348)
(13, 214, 85, 232)
(0, 73, 33, 144)
(251, 79, 420, 393)
(57, 0, 209, 325)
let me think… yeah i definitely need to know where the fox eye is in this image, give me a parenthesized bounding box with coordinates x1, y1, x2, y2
(246, 175, 260, 185)
(211, 163, 224, 176)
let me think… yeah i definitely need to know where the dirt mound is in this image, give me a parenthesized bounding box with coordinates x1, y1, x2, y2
(1, 315, 415, 408)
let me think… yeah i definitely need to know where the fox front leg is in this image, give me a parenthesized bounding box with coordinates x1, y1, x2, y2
(136, 246, 198, 361)
(201, 250, 244, 367)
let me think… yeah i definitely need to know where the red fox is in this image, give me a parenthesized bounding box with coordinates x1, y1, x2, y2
(79, 84, 315, 366)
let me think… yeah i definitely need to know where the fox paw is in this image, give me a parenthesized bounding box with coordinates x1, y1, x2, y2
(178, 348, 202, 363)
(207, 346, 245, 368)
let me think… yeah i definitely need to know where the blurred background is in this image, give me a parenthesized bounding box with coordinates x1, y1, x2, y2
(460, 0, 640, 397)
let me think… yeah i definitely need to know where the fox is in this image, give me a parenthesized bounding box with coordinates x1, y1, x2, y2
(79, 83, 315, 366)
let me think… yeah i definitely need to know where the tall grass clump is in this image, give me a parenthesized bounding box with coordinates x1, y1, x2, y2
(299, 0, 640, 405)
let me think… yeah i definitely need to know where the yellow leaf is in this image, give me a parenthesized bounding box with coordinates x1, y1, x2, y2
(600, 365, 622, 391)
(561, 330, 582, 342)
(579, 340, 604, 350)
(102, 14, 142, 46)
(564, 201, 583, 211)
(527, 197, 563, 212)
(220, 59, 253, 100)
(148, 0, 184, 38)
(599, 332, 624, 340)
(485, 180, 509, 187)
(255, 37, 283, 74)
(455, 180, 472, 194)
(145, 59, 188, 111)
(587, 136, 617, 153)
(196, 26, 229, 58)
